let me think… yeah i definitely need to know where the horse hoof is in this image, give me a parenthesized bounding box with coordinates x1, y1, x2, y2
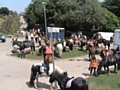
(34, 86, 38, 89)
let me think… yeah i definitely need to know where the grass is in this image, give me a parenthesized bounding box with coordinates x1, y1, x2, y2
(25, 48, 87, 61)
(0, 18, 4, 24)
(87, 73, 120, 90)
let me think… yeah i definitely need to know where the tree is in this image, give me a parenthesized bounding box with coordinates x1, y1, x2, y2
(0, 7, 9, 16)
(1, 13, 20, 34)
(102, 0, 120, 18)
(102, 9, 120, 31)
(25, 0, 46, 29)
(25, 0, 107, 31)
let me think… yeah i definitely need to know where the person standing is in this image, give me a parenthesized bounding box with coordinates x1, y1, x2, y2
(25, 32, 29, 41)
(19, 42, 25, 58)
(62, 39, 66, 52)
(89, 56, 98, 76)
(30, 32, 34, 40)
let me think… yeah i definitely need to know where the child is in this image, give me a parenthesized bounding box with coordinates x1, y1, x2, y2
(89, 56, 98, 76)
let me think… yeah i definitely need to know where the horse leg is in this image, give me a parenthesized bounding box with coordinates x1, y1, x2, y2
(30, 71, 34, 85)
(80, 43, 83, 50)
(106, 66, 110, 75)
(117, 63, 120, 74)
(34, 72, 39, 89)
(103, 66, 107, 73)
(49, 83, 53, 90)
(54, 81, 58, 89)
(88, 52, 90, 60)
(114, 63, 117, 73)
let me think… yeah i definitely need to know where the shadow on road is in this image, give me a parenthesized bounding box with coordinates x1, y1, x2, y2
(26, 81, 50, 89)
(82, 73, 90, 76)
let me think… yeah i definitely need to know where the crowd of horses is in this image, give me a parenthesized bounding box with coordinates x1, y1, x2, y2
(11, 30, 120, 90)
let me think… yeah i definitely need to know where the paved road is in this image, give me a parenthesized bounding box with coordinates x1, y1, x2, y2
(0, 38, 102, 90)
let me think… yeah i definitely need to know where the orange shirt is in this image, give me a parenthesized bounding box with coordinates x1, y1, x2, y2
(90, 59, 98, 68)
(45, 46, 52, 54)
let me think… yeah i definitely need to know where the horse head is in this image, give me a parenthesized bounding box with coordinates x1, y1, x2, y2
(49, 71, 68, 89)
(49, 71, 68, 83)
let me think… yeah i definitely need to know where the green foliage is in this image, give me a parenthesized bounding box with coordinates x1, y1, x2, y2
(102, 0, 120, 18)
(25, 0, 106, 31)
(0, 7, 9, 15)
(1, 14, 20, 34)
(0, 18, 4, 24)
(25, 0, 45, 28)
(102, 9, 120, 31)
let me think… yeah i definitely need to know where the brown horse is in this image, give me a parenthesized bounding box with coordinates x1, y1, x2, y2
(78, 36, 87, 50)
(86, 40, 105, 60)
(86, 44, 96, 60)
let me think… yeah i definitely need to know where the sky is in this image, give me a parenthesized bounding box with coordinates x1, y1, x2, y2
(0, 0, 104, 14)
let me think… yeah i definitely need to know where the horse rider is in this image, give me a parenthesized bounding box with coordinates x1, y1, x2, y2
(88, 39, 94, 47)
(43, 41, 53, 75)
(89, 56, 98, 76)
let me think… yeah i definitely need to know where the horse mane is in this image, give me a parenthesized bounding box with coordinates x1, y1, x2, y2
(49, 63, 64, 75)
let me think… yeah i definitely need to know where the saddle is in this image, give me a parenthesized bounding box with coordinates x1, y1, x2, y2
(107, 56, 114, 63)
(24, 41, 29, 46)
(39, 63, 49, 76)
(115, 51, 120, 63)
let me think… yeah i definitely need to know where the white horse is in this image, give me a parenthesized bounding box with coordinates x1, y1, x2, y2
(29, 63, 65, 89)
(56, 42, 63, 57)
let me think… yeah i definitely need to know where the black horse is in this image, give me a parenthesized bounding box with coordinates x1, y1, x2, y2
(97, 50, 120, 75)
(29, 63, 65, 89)
(12, 39, 35, 54)
(66, 39, 73, 52)
(49, 71, 88, 90)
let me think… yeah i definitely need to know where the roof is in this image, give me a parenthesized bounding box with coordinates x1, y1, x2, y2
(98, 32, 114, 41)
(47, 27, 65, 33)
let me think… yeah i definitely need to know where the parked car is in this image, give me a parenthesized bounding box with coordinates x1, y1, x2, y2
(0, 33, 6, 42)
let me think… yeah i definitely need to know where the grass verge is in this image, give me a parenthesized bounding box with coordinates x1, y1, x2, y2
(25, 49, 87, 60)
(87, 72, 120, 90)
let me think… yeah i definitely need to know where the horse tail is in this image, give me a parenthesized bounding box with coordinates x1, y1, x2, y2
(30, 65, 34, 85)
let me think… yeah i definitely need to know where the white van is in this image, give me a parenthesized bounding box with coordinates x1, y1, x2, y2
(97, 32, 114, 41)
(113, 29, 120, 50)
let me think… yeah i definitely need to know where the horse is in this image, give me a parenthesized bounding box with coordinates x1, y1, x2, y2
(29, 63, 65, 89)
(12, 39, 35, 54)
(78, 36, 87, 50)
(66, 38, 74, 52)
(86, 43, 96, 60)
(53, 38, 63, 57)
(49, 71, 88, 90)
(97, 49, 119, 75)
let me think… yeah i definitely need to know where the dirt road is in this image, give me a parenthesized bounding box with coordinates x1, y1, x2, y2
(0, 38, 101, 90)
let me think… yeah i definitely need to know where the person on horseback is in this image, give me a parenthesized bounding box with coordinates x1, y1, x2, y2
(89, 56, 98, 76)
(43, 41, 53, 75)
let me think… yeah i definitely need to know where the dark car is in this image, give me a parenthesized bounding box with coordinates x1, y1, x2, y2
(0, 33, 6, 42)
